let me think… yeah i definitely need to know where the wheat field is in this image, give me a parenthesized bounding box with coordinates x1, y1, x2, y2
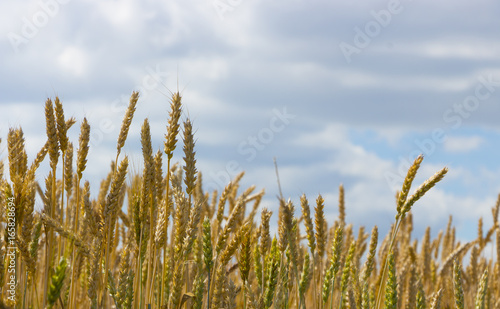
(0, 91, 499, 309)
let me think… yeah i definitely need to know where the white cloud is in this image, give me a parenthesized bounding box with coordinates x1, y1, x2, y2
(386, 39, 500, 61)
(294, 123, 350, 149)
(444, 136, 484, 152)
(372, 127, 407, 146)
(331, 69, 475, 92)
(57, 46, 89, 77)
(1, 0, 499, 245)
(95, 0, 138, 28)
(294, 123, 394, 180)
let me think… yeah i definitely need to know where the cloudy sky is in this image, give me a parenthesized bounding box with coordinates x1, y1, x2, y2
(1, 0, 500, 243)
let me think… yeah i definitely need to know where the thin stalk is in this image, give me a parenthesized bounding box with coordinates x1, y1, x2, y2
(102, 220, 114, 307)
(22, 270, 27, 309)
(261, 254, 265, 296)
(208, 262, 216, 309)
(292, 251, 300, 309)
(318, 258, 323, 309)
(329, 276, 334, 309)
(374, 219, 402, 309)
(146, 185, 155, 305)
(185, 192, 192, 304)
(68, 175, 81, 309)
(148, 248, 159, 307)
(138, 229, 145, 309)
(100, 160, 118, 308)
(43, 167, 57, 307)
(161, 158, 171, 306)
(58, 154, 65, 259)
(312, 253, 317, 309)
(206, 269, 211, 309)
(101, 164, 124, 309)
(241, 278, 247, 309)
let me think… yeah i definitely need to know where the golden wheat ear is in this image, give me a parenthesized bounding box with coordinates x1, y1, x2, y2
(116, 91, 139, 161)
(183, 118, 197, 196)
(45, 98, 59, 171)
(164, 91, 182, 159)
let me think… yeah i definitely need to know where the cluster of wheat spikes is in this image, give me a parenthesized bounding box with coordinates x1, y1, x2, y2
(0, 91, 499, 309)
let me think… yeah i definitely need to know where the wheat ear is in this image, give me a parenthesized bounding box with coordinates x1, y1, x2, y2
(384, 251, 397, 309)
(164, 91, 182, 159)
(301, 194, 316, 256)
(322, 224, 343, 306)
(47, 257, 68, 307)
(396, 154, 423, 217)
(453, 258, 465, 309)
(183, 118, 197, 196)
(45, 98, 59, 171)
(238, 222, 252, 309)
(338, 184, 345, 226)
(315, 195, 327, 259)
(263, 236, 280, 309)
(116, 91, 139, 164)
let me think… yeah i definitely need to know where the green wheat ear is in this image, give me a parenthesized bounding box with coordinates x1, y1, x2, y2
(415, 280, 426, 309)
(384, 251, 397, 309)
(48, 257, 68, 307)
(453, 258, 465, 309)
(264, 236, 280, 309)
(298, 251, 311, 300)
